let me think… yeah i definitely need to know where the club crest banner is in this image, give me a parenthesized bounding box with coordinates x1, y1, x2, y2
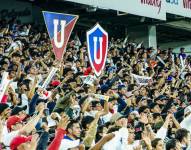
(87, 23, 108, 77)
(43, 11, 78, 60)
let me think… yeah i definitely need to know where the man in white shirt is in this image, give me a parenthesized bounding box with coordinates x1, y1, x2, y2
(60, 120, 81, 150)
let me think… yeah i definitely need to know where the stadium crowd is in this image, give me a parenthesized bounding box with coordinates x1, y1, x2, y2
(0, 18, 191, 150)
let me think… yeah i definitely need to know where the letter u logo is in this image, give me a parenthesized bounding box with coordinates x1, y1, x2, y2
(93, 37, 103, 64)
(53, 19, 66, 48)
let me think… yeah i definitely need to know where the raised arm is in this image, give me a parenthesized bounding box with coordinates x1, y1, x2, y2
(89, 133, 115, 150)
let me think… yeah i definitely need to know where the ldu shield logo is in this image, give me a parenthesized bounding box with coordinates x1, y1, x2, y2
(43, 11, 78, 60)
(87, 24, 108, 77)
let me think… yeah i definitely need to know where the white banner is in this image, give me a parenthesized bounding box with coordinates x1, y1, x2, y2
(157, 56, 166, 65)
(150, 49, 158, 58)
(180, 55, 186, 72)
(41, 67, 58, 89)
(93, 94, 109, 101)
(66, 0, 166, 20)
(80, 75, 96, 86)
(166, 0, 191, 18)
(132, 73, 152, 85)
(0, 72, 10, 102)
(136, 41, 143, 49)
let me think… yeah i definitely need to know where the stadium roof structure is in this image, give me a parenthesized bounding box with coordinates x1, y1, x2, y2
(18, 0, 191, 44)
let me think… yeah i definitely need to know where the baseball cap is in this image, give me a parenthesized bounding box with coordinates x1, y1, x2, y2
(51, 80, 61, 87)
(11, 105, 27, 116)
(7, 116, 25, 131)
(118, 84, 126, 90)
(10, 135, 32, 150)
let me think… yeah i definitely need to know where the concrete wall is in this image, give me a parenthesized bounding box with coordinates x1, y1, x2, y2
(160, 40, 191, 54)
(127, 25, 191, 55)
(31, 5, 44, 24)
(127, 26, 149, 48)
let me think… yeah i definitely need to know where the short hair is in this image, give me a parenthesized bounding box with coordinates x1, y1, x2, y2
(81, 116, 94, 129)
(66, 120, 80, 131)
(151, 138, 162, 148)
(138, 106, 149, 114)
(166, 139, 177, 150)
(175, 128, 189, 142)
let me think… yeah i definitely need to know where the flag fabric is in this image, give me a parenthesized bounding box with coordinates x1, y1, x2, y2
(132, 73, 152, 85)
(157, 56, 165, 66)
(150, 49, 157, 58)
(136, 41, 143, 49)
(80, 75, 96, 86)
(74, 34, 82, 47)
(180, 55, 186, 72)
(87, 23, 108, 77)
(43, 11, 78, 60)
(41, 67, 58, 89)
(122, 35, 128, 48)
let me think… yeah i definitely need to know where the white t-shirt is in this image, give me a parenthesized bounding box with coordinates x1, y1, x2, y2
(2, 125, 19, 148)
(102, 127, 128, 150)
(59, 139, 80, 150)
(126, 140, 140, 150)
(155, 126, 167, 140)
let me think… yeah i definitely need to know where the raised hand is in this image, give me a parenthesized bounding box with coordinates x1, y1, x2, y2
(133, 145, 142, 150)
(57, 114, 70, 130)
(142, 132, 151, 146)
